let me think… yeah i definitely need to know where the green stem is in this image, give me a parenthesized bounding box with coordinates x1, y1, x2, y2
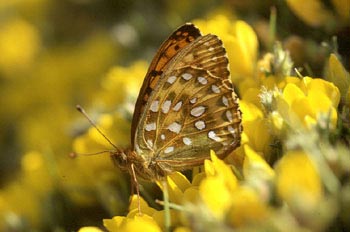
(162, 180, 171, 232)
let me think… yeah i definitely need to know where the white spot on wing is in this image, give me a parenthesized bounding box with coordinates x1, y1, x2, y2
(167, 122, 182, 134)
(208, 47, 214, 51)
(173, 101, 182, 111)
(226, 111, 233, 122)
(135, 144, 142, 154)
(197, 76, 208, 85)
(183, 137, 192, 145)
(182, 73, 192, 80)
(145, 122, 156, 131)
(191, 106, 205, 117)
(211, 84, 220, 93)
(162, 100, 172, 114)
(222, 96, 229, 106)
(167, 75, 177, 84)
(146, 139, 153, 147)
(228, 126, 236, 135)
(208, 131, 221, 142)
(195, 120, 205, 130)
(164, 146, 174, 154)
(190, 97, 197, 104)
(150, 100, 159, 112)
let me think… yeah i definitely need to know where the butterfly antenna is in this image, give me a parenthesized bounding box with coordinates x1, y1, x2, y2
(76, 105, 120, 151)
(69, 150, 111, 158)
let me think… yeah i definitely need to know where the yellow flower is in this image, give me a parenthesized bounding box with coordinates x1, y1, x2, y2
(326, 54, 350, 106)
(227, 186, 269, 227)
(287, 0, 349, 26)
(332, 0, 350, 22)
(269, 111, 284, 133)
(0, 18, 40, 74)
(70, 62, 152, 199)
(20, 151, 54, 194)
(193, 151, 271, 228)
(127, 195, 157, 217)
(22, 151, 44, 172)
(276, 77, 340, 129)
(275, 151, 323, 208)
(286, 0, 334, 27)
(243, 145, 274, 181)
(104, 214, 162, 232)
(199, 151, 237, 219)
(78, 227, 104, 232)
(157, 172, 191, 205)
(241, 145, 274, 206)
(120, 195, 181, 230)
(103, 195, 164, 231)
(239, 100, 272, 156)
(97, 61, 147, 112)
(0, 181, 42, 228)
(72, 113, 130, 174)
(70, 111, 135, 209)
(73, 112, 131, 154)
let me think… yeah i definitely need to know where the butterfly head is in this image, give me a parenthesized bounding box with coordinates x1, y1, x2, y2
(110, 148, 131, 171)
(110, 148, 167, 180)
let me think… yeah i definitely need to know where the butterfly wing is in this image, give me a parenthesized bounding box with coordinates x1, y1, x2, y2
(131, 24, 201, 146)
(134, 33, 242, 172)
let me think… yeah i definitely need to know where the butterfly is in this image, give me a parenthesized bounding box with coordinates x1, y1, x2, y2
(76, 23, 242, 215)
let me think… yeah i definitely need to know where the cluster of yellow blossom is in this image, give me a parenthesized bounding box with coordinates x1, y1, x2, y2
(0, 3, 119, 229)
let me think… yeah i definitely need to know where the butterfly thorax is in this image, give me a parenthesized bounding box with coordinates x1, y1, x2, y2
(110, 148, 167, 180)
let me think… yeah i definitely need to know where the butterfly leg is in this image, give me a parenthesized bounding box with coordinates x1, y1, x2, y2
(130, 163, 142, 215)
(128, 175, 135, 207)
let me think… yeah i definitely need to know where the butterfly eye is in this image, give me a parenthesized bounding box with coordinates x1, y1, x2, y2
(110, 151, 128, 169)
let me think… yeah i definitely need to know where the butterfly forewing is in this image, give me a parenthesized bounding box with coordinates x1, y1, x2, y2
(131, 24, 202, 145)
(134, 33, 242, 173)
